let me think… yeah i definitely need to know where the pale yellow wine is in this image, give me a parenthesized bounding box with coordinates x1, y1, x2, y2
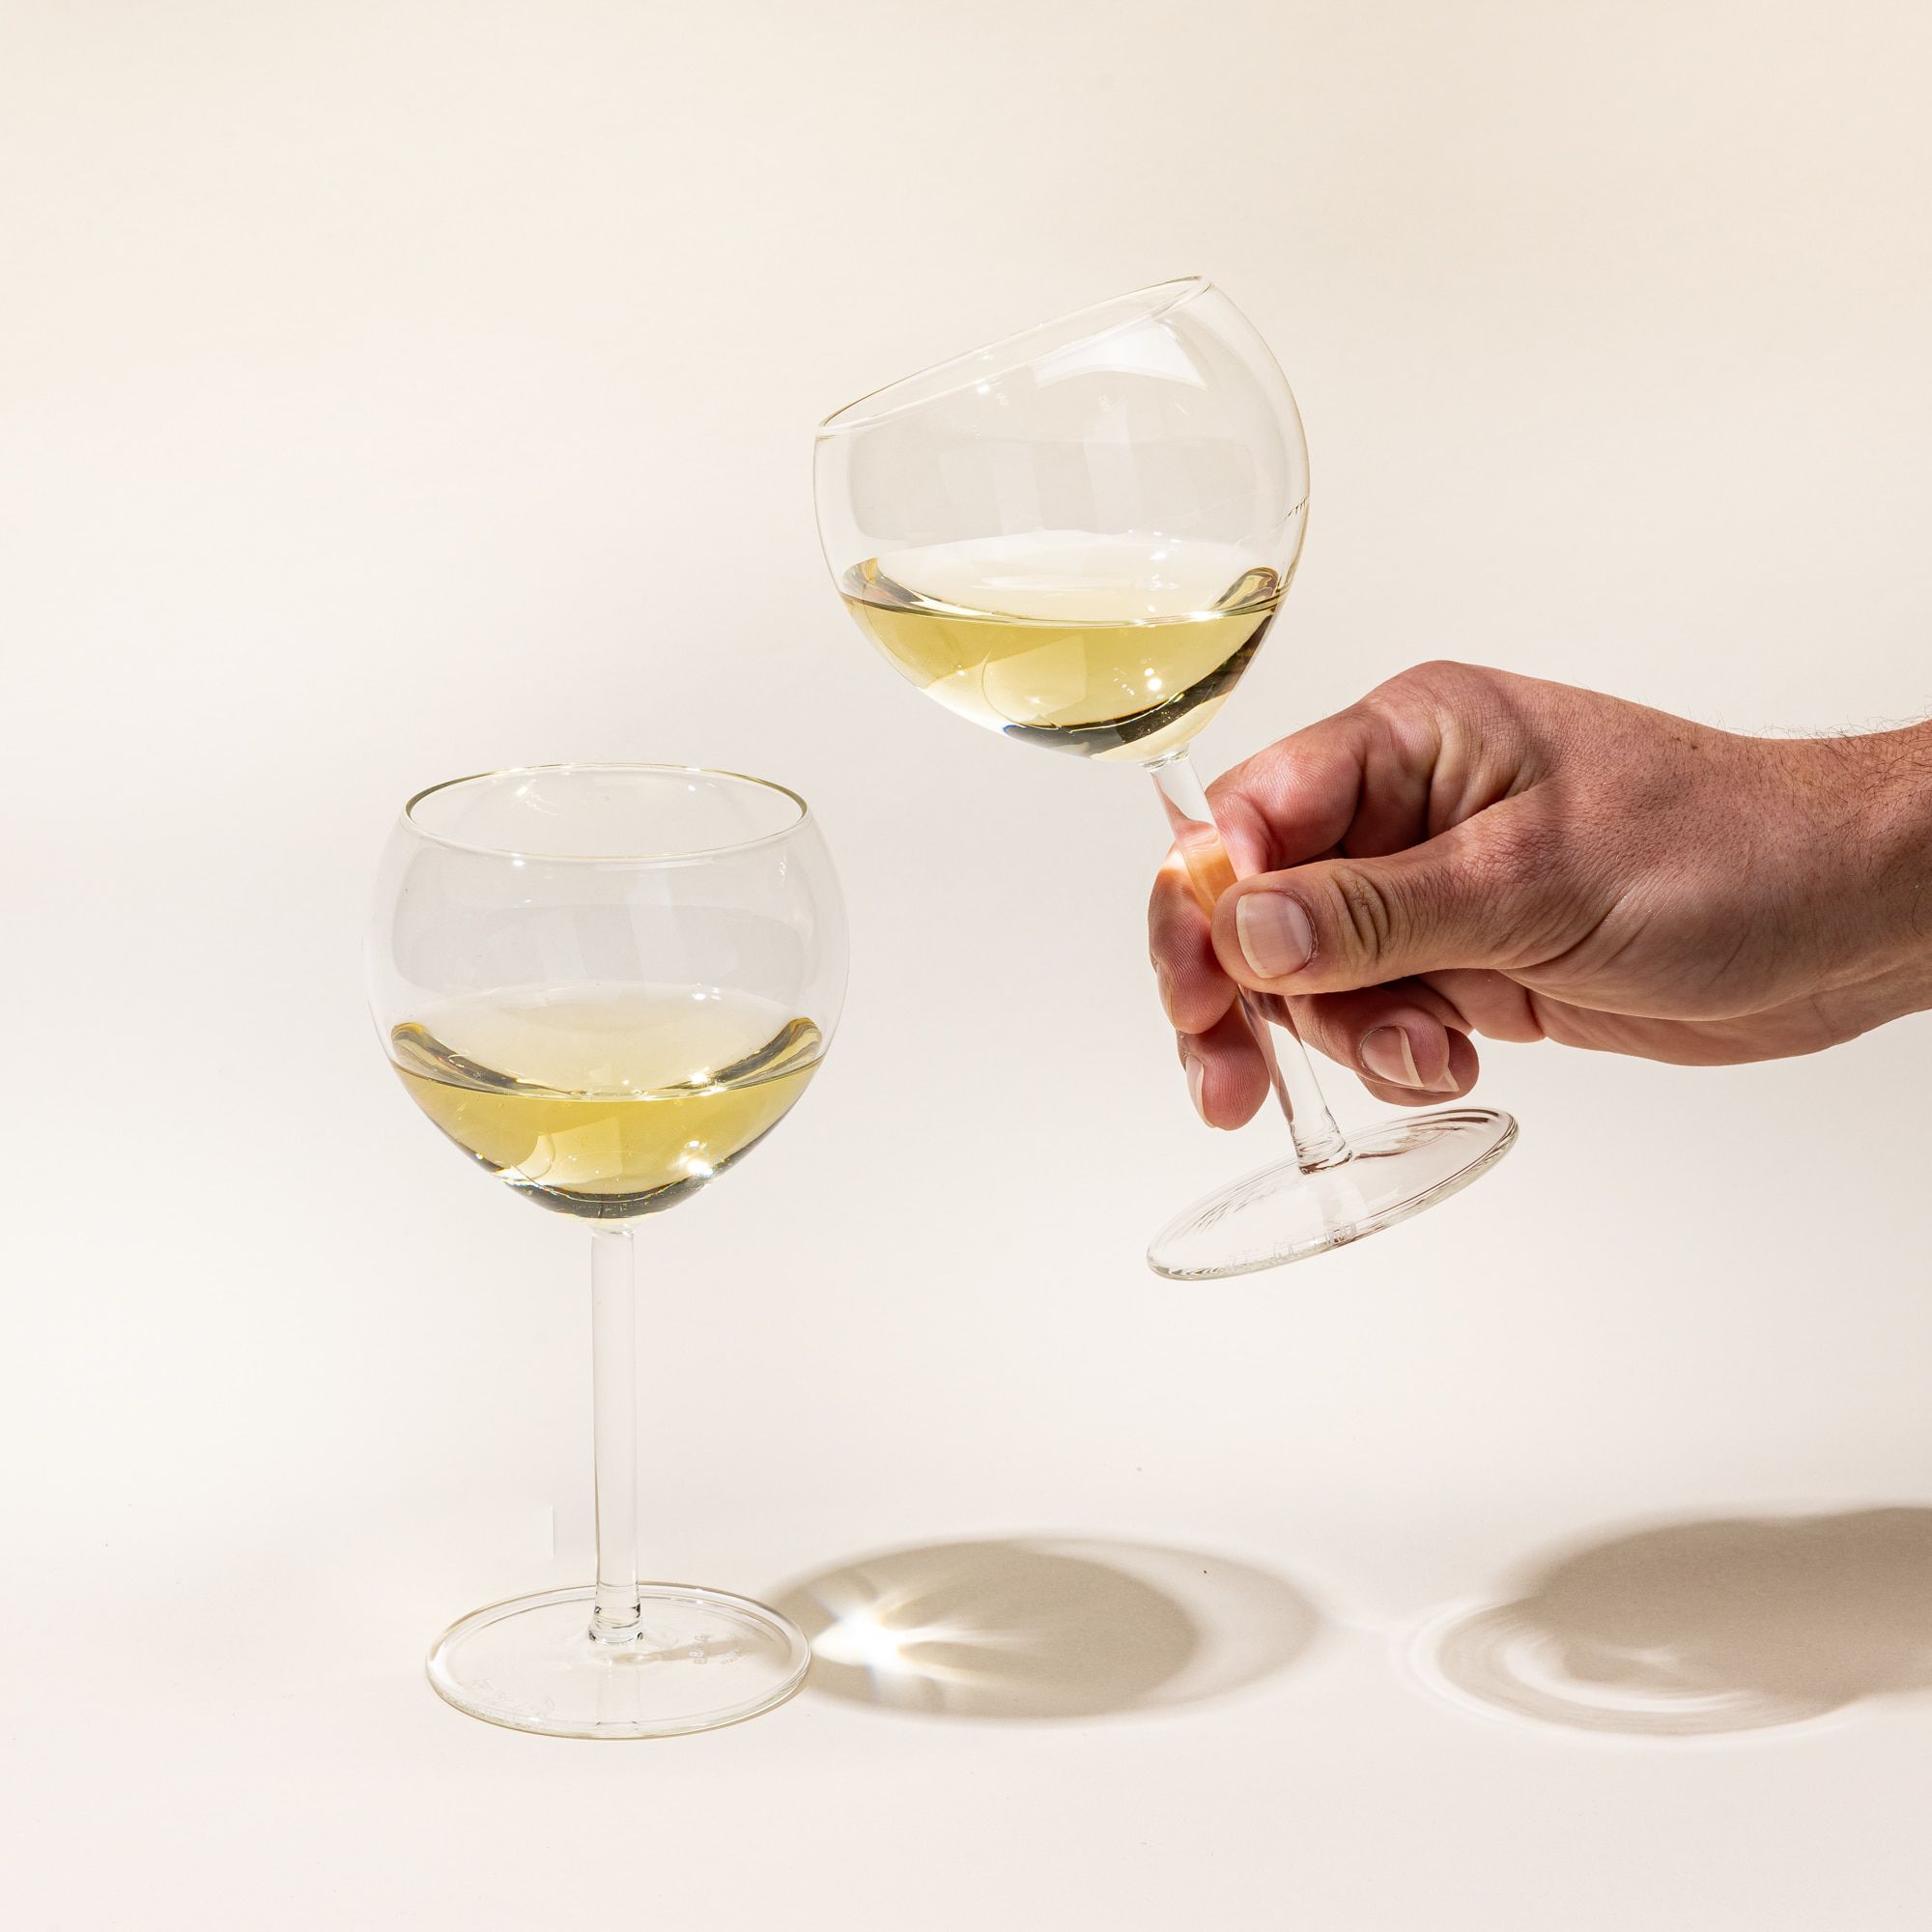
(389, 987, 823, 1219)
(839, 532, 1285, 763)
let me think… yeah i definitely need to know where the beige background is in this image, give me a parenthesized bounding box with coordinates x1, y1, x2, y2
(6, 1, 1932, 1925)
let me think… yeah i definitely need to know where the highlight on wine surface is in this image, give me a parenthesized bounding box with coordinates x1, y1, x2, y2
(815, 278, 1516, 1280)
(365, 764, 847, 1739)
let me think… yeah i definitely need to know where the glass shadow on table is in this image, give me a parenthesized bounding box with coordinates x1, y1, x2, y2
(771, 1538, 1322, 1721)
(1408, 1506, 1932, 1739)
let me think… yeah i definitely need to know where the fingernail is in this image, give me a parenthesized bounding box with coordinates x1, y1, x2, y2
(1236, 892, 1315, 979)
(1360, 1026, 1456, 1093)
(1185, 1056, 1209, 1124)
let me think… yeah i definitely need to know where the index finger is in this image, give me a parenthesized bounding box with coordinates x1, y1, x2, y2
(1201, 706, 1381, 872)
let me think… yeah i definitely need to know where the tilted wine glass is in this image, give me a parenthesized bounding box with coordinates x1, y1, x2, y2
(367, 764, 846, 1736)
(814, 277, 1515, 1276)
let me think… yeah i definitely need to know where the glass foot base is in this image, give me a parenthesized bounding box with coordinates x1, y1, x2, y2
(1148, 1107, 1518, 1280)
(427, 1583, 810, 1738)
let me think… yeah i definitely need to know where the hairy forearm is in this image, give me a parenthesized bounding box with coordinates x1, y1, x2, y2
(1805, 721, 1932, 1024)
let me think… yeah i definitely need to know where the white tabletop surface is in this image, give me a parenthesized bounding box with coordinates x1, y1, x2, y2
(7, 4, 1932, 1926)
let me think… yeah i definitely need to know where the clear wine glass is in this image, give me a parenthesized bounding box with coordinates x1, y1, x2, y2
(367, 764, 847, 1736)
(814, 277, 1515, 1276)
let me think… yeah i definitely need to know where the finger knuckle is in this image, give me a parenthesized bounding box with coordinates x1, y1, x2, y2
(1372, 659, 1476, 710)
(1325, 865, 1400, 966)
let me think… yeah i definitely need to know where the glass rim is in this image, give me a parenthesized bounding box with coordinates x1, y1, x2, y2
(815, 274, 1212, 436)
(401, 762, 811, 866)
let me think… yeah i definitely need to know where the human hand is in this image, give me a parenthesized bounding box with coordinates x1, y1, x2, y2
(1149, 662, 1932, 1125)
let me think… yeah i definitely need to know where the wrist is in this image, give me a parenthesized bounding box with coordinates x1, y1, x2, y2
(1837, 724, 1932, 1011)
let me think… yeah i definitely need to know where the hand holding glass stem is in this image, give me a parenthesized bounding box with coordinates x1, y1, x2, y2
(1151, 661, 1932, 1109)
(816, 276, 1517, 1276)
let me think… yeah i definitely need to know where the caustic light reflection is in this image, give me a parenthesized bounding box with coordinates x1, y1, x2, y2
(811, 1589, 1019, 1686)
(778, 1538, 1321, 1721)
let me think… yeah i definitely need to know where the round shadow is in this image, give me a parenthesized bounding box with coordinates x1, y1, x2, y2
(774, 1537, 1321, 1721)
(1412, 1507, 1932, 1738)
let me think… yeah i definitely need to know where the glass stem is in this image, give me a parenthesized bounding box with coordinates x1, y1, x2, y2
(1149, 749, 1350, 1172)
(589, 1224, 641, 1642)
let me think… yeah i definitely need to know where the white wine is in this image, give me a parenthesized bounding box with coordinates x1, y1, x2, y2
(389, 986, 823, 1219)
(840, 532, 1285, 763)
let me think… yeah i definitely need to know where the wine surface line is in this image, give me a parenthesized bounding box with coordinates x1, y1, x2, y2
(840, 531, 1286, 764)
(389, 984, 822, 1218)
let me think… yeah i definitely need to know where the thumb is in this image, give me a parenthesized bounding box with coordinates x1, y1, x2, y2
(1209, 797, 1578, 996)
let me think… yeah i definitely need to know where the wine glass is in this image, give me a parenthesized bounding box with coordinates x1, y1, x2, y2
(367, 764, 847, 1737)
(814, 277, 1515, 1276)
